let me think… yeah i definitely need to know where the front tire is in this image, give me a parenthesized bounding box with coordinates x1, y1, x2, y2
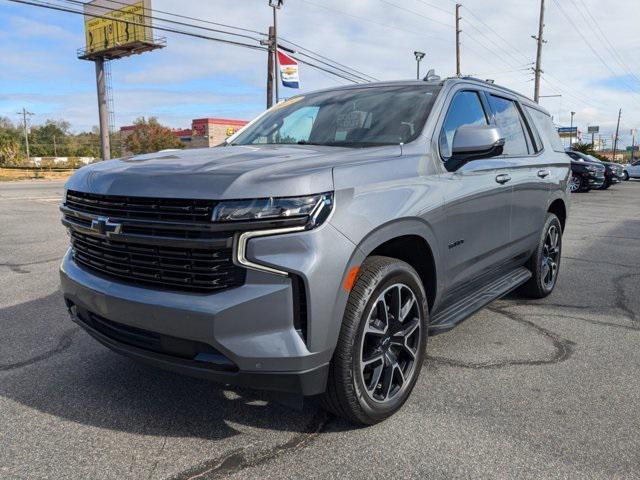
(623, 171, 630, 181)
(322, 256, 428, 425)
(520, 213, 562, 299)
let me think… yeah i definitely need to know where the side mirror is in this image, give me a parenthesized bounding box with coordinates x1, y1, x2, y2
(446, 125, 505, 171)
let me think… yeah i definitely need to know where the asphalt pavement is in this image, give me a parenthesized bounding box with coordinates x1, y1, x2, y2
(1, 179, 640, 479)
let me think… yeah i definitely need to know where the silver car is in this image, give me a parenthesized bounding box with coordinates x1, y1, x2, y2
(60, 77, 570, 424)
(624, 160, 640, 180)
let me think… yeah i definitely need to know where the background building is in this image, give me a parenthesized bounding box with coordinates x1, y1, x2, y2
(119, 117, 248, 155)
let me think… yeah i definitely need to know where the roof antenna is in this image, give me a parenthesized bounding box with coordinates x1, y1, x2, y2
(423, 69, 441, 82)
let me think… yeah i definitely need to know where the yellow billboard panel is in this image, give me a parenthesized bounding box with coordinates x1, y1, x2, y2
(84, 0, 152, 55)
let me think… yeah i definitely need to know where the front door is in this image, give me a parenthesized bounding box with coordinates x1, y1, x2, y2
(436, 89, 513, 299)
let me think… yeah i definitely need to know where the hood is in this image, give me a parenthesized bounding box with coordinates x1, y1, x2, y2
(66, 144, 361, 199)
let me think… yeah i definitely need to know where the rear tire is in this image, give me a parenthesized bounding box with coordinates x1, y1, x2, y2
(623, 171, 630, 181)
(520, 213, 562, 299)
(321, 256, 428, 425)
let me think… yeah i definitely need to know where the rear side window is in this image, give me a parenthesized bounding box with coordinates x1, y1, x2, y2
(486, 95, 529, 156)
(439, 91, 488, 159)
(525, 106, 565, 153)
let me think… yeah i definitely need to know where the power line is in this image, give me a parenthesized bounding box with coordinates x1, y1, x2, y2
(68, 0, 268, 37)
(7, 0, 268, 50)
(572, 0, 640, 85)
(60, 0, 376, 83)
(297, 0, 449, 43)
(379, 0, 454, 29)
(5, 0, 370, 85)
(550, 0, 640, 106)
(58, 0, 264, 42)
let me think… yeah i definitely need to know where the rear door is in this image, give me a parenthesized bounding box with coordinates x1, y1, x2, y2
(437, 88, 513, 299)
(484, 94, 549, 257)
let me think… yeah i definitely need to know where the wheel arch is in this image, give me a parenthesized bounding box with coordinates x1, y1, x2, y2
(351, 219, 441, 312)
(547, 198, 567, 232)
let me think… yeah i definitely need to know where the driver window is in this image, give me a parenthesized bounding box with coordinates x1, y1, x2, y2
(439, 91, 488, 160)
(275, 106, 319, 143)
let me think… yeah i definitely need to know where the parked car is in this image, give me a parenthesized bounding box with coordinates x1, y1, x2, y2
(60, 77, 570, 425)
(623, 160, 640, 180)
(566, 151, 605, 192)
(567, 151, 623, 189)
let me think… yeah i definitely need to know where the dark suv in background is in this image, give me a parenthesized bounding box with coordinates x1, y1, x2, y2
(60, 77, 570, 424)
(566, 151, 605, 192)
(567, 150, 622, 190)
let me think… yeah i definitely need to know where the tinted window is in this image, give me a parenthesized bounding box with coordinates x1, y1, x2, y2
(232, 85, 440, 148)
(439, 91, 488, 159)
(525, 106, 565, 152)
(486, 95, 529, 156)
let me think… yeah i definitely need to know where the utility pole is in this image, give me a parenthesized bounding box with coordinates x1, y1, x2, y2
(455, 4, 461, 76)
(612, 108, 622, 162)
(17, 107, 34, 162)
(569, 111, 575, 148)
(265, 26, 275, 109)
(532, 0, 546, 103)
(95, 57, 111, 161)
(631, 129, 637, 163)
(414, 51, 425, 79)
(53, 135, 58, 157)
(269, 0, 284, 104)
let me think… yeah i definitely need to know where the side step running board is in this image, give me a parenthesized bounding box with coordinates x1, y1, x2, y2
(429, 267, 532, 335)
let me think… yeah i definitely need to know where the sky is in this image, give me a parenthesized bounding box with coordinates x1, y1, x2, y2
(0, 0, 639, 148)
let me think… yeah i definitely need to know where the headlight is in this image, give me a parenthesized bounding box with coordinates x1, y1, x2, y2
(212, 193, 333, 226)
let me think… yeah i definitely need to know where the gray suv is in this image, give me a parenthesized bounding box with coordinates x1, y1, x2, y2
(60, 77, 570, 424)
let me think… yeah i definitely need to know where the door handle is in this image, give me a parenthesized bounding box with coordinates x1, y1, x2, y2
(537, 169, 551, 178)
(495, 174, 511, 184)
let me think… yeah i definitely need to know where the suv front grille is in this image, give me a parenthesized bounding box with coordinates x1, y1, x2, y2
(70, 231, 245, 292)
(66, 190, 216, 222)
(62, 191, 246, 293)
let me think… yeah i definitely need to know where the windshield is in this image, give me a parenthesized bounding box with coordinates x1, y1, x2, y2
(231, 85, 441, 148)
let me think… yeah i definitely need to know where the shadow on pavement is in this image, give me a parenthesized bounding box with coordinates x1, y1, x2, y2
(0, 293, 323, 442)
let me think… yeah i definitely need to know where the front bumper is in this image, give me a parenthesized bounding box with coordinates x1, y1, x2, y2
(587, 174, 605, 188)
(60, 222, 358, 396)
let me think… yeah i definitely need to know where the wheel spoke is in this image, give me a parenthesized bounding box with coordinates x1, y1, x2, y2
(366, 298, 388, 335)
(399, 295, 416, 323)
(367, 363, 384, 393)
(542, 262, 550, 283)
(380, 362, 395, 401)
(362, 352, 384, 368)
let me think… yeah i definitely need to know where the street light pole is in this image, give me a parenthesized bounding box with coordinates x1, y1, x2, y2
(414, 51, 425, 80)
(569, 111, 575, 149)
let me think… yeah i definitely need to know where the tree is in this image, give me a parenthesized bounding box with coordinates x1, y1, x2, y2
(0, 117, 24, 166)
(123, 117, 184, 155)
(29, 120, 71, 157)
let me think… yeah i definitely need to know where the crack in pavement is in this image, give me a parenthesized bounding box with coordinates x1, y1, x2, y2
(167, 411, 331, 480)
(0, 327, 80, 372)
(562, 256, 640, 270)
(0, 256, 61, 274)
(427, 305, 575, 370)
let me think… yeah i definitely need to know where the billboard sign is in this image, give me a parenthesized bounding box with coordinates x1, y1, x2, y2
(83, 0, 152, 56)
(587, 126, 599, 133)
(557, 126, 577, 138)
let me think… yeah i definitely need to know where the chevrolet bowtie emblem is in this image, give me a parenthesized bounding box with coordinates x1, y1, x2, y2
(90, 216, 122, 236)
